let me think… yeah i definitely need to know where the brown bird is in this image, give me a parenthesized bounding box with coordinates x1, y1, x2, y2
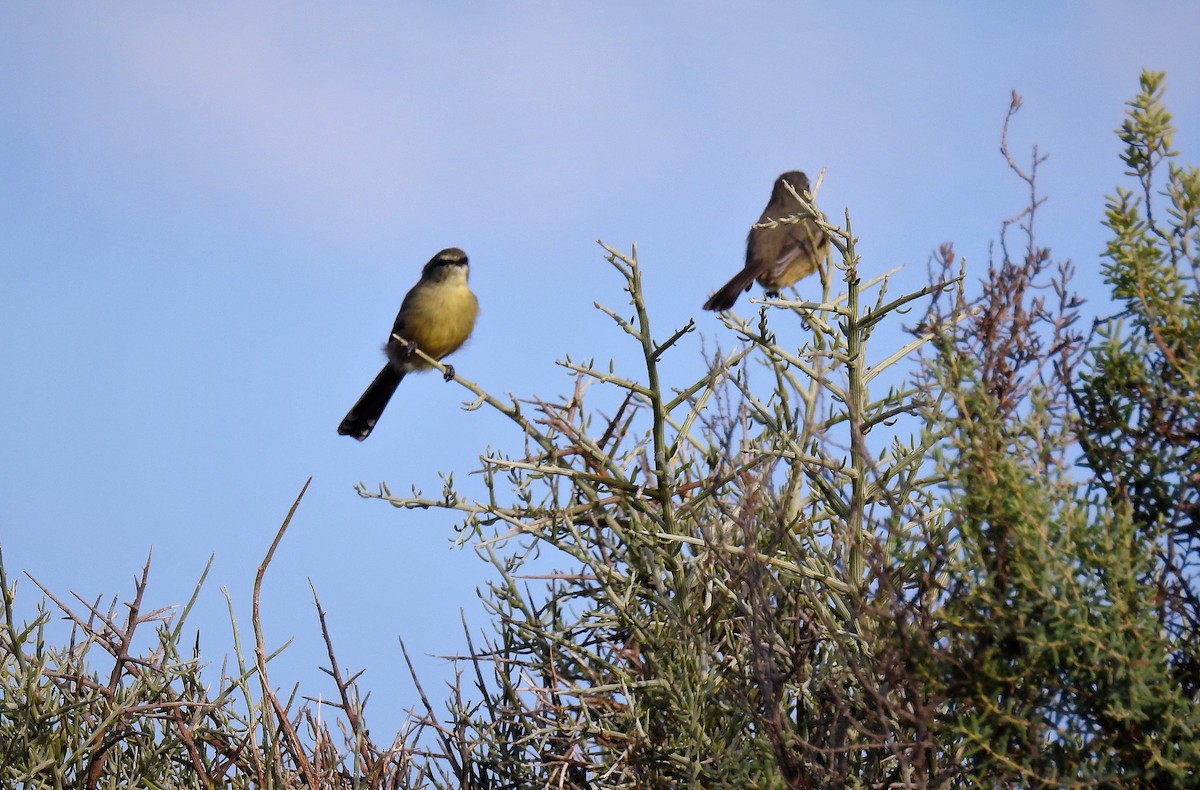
(338, 247, 479, 441)
(703, 171, 827, 311)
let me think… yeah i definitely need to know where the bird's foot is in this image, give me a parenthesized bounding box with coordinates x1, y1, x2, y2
(442, 364, 455, 381)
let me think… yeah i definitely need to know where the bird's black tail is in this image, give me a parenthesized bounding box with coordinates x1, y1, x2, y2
(702, 266, 757, 311)
(337, 365, 404, 441)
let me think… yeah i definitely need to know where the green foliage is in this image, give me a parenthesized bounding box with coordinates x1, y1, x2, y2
(1076, 68, 1200, 703)
(0, 545, 430, 789)
(923, 74, 1200, 784)
(0, 556, 251, 788)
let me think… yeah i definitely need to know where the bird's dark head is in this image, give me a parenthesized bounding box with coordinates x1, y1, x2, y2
(422, 247, 469, 281)
(771, 171, 810, 203)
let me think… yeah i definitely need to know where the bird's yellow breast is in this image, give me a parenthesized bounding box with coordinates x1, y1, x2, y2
(396, 278, 479, 368)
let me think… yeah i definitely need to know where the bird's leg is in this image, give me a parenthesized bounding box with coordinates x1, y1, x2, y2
(391, 333, 420, 356)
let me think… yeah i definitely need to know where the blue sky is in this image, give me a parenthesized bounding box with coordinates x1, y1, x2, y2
(4, 3, 1198, 739)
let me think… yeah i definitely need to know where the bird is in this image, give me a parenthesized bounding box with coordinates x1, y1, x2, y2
(337, 247, 479, 441)
(702, 170, 827, 311)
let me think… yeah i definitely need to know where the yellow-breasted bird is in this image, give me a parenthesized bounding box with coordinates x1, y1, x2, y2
(338, 247, 478, 441)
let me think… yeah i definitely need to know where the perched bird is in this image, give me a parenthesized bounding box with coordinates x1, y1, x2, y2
(338, 247, 479, 441)
(703, 170, 827, 311)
